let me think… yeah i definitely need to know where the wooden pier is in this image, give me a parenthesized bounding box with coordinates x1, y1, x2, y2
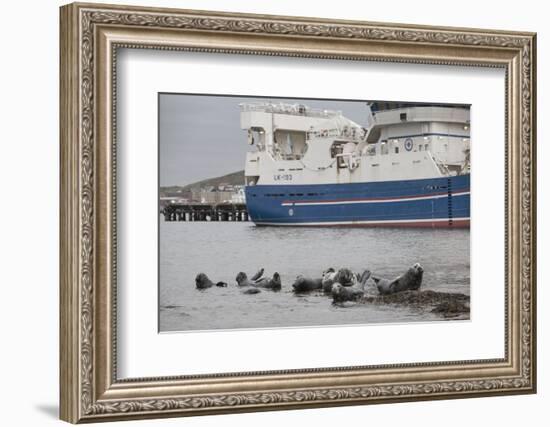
(161, 203, 249, 222)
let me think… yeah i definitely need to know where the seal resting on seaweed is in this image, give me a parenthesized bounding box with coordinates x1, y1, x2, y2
(292, 275, 323, 293)
(331, 283, 364, 303)
(373, 263, 424, 295)
(195, 273, 227, 289)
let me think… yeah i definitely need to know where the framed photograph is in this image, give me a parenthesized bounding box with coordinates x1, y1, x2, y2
(60, 2, 537, 423)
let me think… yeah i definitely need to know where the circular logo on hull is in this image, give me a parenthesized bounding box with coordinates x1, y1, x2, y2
(404, 138, 413, 151)
(288, 208, 294, 216)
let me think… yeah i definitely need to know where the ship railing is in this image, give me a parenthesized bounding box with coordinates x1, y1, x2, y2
(306, 128, 365, 141)
(278, 153, 303, 161)
(306, 128, 340, 139)
(240, 102, 341, 118)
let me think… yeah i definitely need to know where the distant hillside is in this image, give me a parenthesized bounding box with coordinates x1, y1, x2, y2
(161, 170, 244, 194)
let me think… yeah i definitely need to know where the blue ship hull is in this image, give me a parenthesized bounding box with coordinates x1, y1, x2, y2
(245, 174, 470, 228)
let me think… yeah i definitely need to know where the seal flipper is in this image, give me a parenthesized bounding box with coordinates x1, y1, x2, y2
(250, 267, 264, 281)
(359, 269, 371, 289)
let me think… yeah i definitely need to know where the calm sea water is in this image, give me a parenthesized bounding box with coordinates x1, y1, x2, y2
(160, 221, 470, 332)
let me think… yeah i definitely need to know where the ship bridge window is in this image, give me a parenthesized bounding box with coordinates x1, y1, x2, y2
(366, 127, 381, 143)
(395, 147, 399, 154)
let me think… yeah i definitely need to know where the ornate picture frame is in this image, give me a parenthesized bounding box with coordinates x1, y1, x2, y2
(60, 2, 536, 423)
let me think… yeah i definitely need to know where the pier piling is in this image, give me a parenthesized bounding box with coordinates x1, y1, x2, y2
(161, 203, 249, 222)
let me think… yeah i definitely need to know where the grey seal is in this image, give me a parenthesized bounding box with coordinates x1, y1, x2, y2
(254, 272, 282, 290)
(321, 268, 337, 293)
(333, 268, 357, 287)
(236, 272, 255, 287)
(331, 269, 372, 303)
(292, 276, 323, 293)
(195, 273, 227, 289)
(373, 263, 424, 295)
(331, 283, 364, 303)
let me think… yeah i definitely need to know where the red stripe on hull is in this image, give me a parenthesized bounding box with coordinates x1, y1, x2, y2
(281, 189, 470, 205)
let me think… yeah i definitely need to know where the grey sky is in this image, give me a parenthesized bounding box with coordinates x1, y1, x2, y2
(159, 93, 372, 187)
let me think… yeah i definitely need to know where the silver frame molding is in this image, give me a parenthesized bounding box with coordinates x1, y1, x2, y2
(60, 2, 537, 423)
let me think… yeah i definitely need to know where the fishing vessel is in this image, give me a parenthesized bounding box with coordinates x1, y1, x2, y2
(240, 101, 470, 227)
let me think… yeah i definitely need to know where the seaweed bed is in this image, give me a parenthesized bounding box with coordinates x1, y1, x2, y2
(361, 290, 470, 318)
